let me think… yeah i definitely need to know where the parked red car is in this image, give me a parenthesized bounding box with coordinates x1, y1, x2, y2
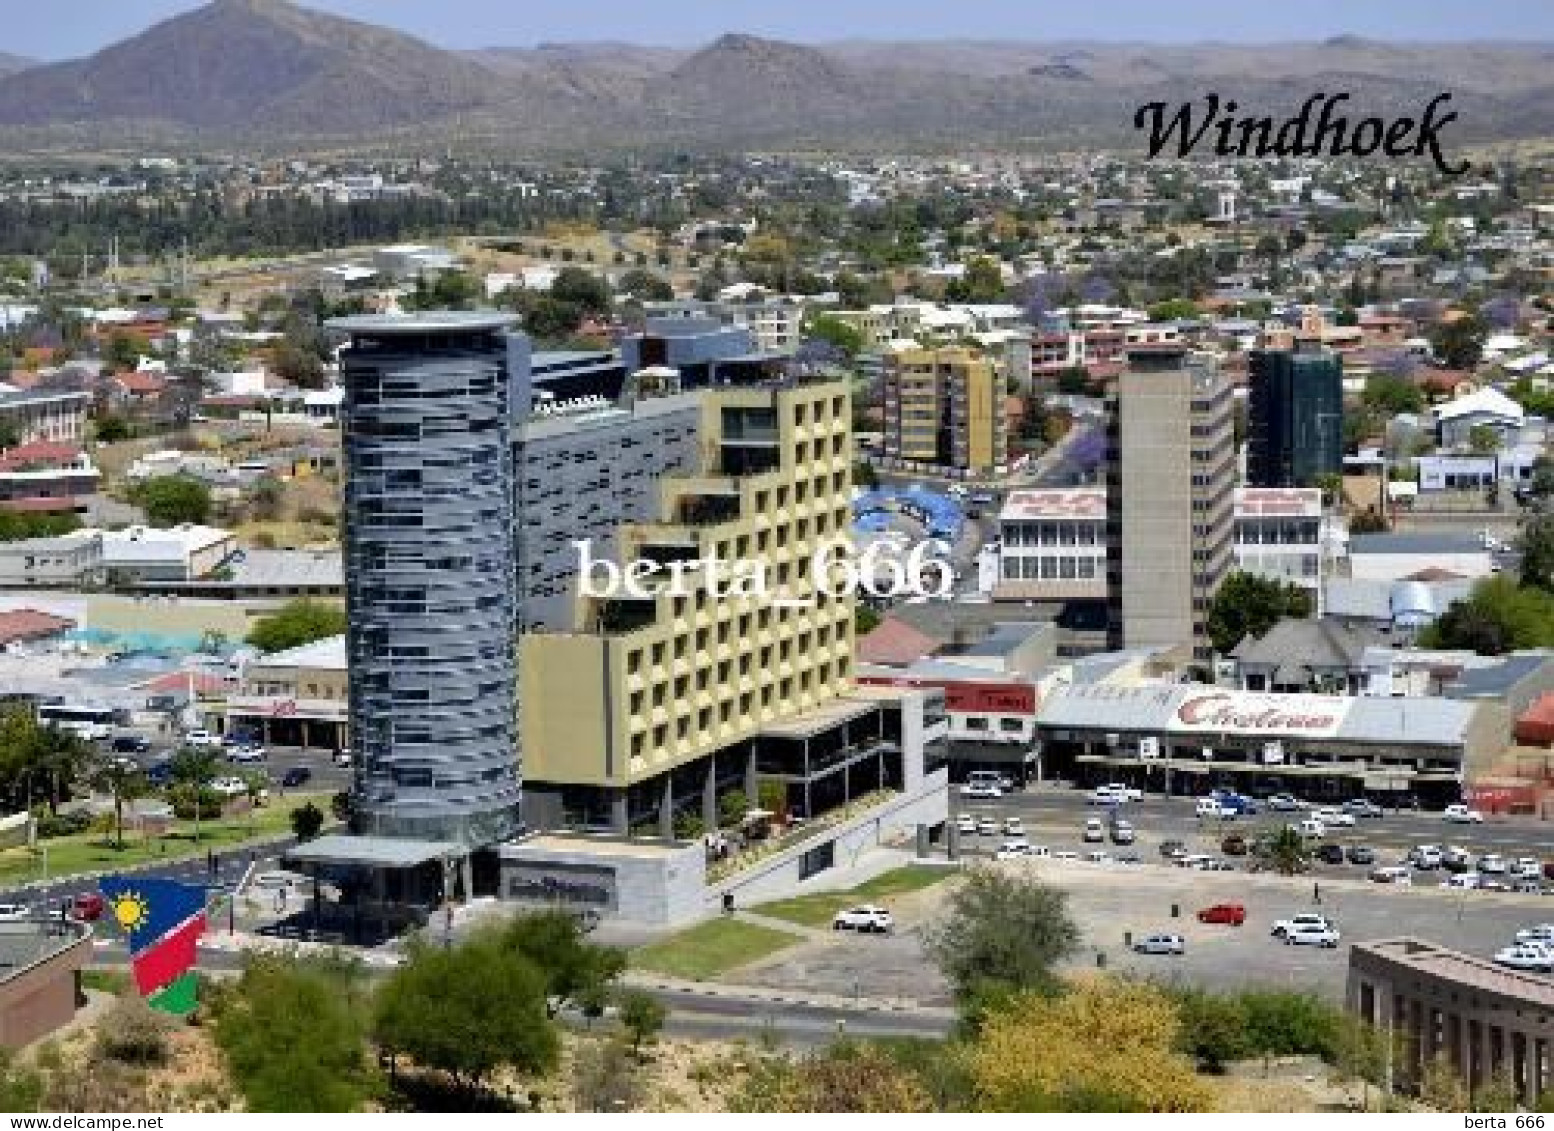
(1196, 902, 1246, 926)
(70, 892, 104, 922)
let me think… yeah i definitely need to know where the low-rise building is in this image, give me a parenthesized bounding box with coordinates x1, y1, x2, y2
(1232, 487, 1327, 604)
(0, 388, 89, 446)
(993, 488, 1106, 601)
(0, 530, 103, 587)
(1348, 533, 1493, 583)
(226, 634, 348, 749)
(100, 525, 236, 583)
(0, 443, 100, 516)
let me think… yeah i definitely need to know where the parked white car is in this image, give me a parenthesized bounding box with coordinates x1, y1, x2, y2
(1478, 854, 1510, 875)
(1442, 872, 1482, 890)
(1272, 913, 1334, 938)
(183, 729, 224, 749)
(0, 901, 32, 921)
(832, 905, 894, 934)
(1515, 925, 1554, 945)
(227, 745, 267, 764)
(1284, 923, 1342, 948)
(960, 782, 1003, 800)
(1100, 783, 1143, 802)
(995, 840, 1035, 860)
(1296, 818, 1325, 839)
(1515, 858, 1544, 879)
(955, 814, 977, 836)
(1087, 786, 1125, 806)
(1495, 944, 1554, 972)
(1133, 932, 1186, 955)
(1409, 845, 1444, 870)
(1371, 866, 1413, 886)
(1002, 817, 1024, 836)
(1443, 804, 1484, 824)
(1196, 798, 1231, 819)
(1313, 807, 1356, 828)
(1083, 817, 1106, 843)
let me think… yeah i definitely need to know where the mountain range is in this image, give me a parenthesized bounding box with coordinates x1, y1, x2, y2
(0, 0, 1550, 154)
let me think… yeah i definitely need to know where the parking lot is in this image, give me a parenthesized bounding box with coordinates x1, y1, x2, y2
(733, 857, 1554, 1008)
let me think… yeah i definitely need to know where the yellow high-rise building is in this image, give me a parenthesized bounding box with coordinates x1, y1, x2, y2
(882, 345, 1006, 475)
(520, 378, 858, 830)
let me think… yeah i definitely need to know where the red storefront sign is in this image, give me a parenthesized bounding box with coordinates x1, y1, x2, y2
(858, 675, 1037, 715)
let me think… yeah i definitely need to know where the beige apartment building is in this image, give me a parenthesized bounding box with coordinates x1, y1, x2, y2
(1106, 346, 1235, 661)
(881, 345, 1006, 476)
(520, 378, 863, 832)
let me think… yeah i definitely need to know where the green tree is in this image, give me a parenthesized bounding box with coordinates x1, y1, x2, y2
(617, 989, 666, 1058)
(1206, 571, 1314, 655)
(1361, 373, 1425, 415)
(550, 267, 612, 320)
(93, 414, 132, 443)
(1169, 988, 1250, 1072)
(90, 758, 147, 848)
(852, 460, 878, 489)
(214, 955, 378, 1111)
(1147, 298, 1200, 322)
(855, 605, 882, 635)
(730, 1041, 934, 1112)
(945, 256, 1006, 304)
(271, 339, 325, 389)
(616, 268, 673, 303)
(1521, 514, 1554, 592)
(289, 802, 324, 841)
(104, 331, 151, 372)
(374, 936, 559, 1095)
(497, 909, 627, 1018)
(169, 747, 222, 842)
(246, 598, 347, 653)
(1331, 1017, 1394, 1112)
(717, 788, 749, 828)
(1467, 424, 1501, 455)
(1421, 576, 1554, 654)
(921, 868, 1079, 1007)
(805, 314, 865, 358)
(131, 474, 212, 527)
(1430, 314, 1489, 370)
(1256, 825, 1311, 876)
(1349, 507, 1390, 534)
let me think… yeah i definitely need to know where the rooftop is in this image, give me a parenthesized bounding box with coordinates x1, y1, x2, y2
(1354, 938, 1554, 1008)
(1349, 532, 1487, 555)
(283, 834, 465, 870)
(999, 488, 1106, 522)
(327, 310, 517, 336)
(1234, 487, 1323, 519)
(252, 634, 346, 671)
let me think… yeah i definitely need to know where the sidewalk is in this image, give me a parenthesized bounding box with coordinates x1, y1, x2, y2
(619, 968, 956, 1018)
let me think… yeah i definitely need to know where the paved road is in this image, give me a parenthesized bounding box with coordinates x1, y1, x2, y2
(1, 840, 285, 918)
(952, 787, 1554, 866)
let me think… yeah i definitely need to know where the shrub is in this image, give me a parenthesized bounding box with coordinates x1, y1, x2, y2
(95, 994, 174, 1067)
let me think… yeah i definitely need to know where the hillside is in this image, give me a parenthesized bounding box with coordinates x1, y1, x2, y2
(0, 1, 1548, 153)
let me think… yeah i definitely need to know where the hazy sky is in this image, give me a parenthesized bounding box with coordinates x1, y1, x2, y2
(11, 0, 1554, 60)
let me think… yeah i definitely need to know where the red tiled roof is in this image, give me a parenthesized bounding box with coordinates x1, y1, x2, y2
(140, 670, 232, 696)
(0, 497, 84, 513)
(0, 441, 83, 471)
(858, 616, 942, 667)
(1404, 567, 1466, 582)
(116, 372, 167, 395)
(0, 608, 76, 646)
(1515, 693, 1554, 746)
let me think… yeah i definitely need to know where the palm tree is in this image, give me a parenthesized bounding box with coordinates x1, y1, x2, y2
(34, 725, 93, 816)
(91, 757, 148, 849)
(238, 770, 269, 828)
(169, 747, 222, 843)
(1259, 825, 1311, 876)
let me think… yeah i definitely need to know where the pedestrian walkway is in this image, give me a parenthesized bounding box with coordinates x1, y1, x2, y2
(729, 908, 828, 941)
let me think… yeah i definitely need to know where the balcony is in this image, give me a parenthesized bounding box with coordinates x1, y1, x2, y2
(678, 494, 742, 526)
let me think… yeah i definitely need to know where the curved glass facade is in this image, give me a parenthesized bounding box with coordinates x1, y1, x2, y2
(332, 314, 523, 845)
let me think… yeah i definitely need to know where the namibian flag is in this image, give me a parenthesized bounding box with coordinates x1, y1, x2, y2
(99, 876, 208, 1015)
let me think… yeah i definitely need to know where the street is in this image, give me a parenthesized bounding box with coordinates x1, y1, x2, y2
(951, 786, 1554, 862)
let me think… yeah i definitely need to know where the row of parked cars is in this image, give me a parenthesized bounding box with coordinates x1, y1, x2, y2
(1131, 910, 1343, 957)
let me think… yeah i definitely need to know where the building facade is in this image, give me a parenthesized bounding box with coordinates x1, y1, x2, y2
(993, 488, 1107, 601)
(332, 312, 524, 846)
(882, 345, 1006, 476)
(1246, 344, 1344, 488)
(1232, 487, 1326, 604)
(1106, 347, 1235, 660)
(519, 377, 861, 833)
